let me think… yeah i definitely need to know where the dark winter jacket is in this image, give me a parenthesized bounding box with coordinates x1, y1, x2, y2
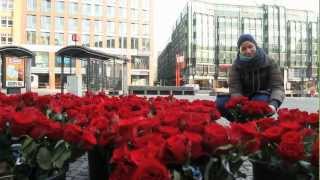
(228, 48, 285, 108)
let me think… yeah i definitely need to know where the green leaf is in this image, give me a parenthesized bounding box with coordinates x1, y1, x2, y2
(53, 113, 64, 122)
(172, 170, 181, 180)
(21, 138, 39, 158)
(46, 109, 52, 117)
(36, 147, 52, 170)
(53, 149, 71, 169)
(21, 136, 33, 151)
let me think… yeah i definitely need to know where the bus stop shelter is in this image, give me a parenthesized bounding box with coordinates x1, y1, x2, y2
(55, 45, 128, 95)
(0, 46, 35, 93)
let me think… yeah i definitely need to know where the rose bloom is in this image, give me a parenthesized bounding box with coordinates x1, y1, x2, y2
(277, 131, 305, 162)
(204, 123, 229, 151)
(262, 126, 284, 142)
(132, 159, 171, 180)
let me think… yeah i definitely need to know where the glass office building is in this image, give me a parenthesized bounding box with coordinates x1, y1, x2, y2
(158, 1, 319, 95)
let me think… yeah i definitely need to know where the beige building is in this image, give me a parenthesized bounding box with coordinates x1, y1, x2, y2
(0, 0, 155, 90)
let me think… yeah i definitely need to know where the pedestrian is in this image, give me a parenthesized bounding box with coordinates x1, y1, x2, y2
(216, 34, 285, 121)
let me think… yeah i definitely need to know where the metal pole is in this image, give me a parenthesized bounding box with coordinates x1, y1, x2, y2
(61, 56, 64, 94)
(25, 56, 32, 92)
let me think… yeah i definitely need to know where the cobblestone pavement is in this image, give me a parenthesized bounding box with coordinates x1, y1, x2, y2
(66, 97, 317, 180)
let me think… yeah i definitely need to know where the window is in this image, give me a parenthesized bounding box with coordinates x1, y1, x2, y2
(82, 19, 90, 33)
(131, 23, 138, 36)
(34, 52, 49, 68)
(106, 6, 115, 18)
(41, 0, 51, 13)
(119, 0, 127, 7)
(94, 4, 102, 17)
(55, 1, 64, 14)
(39, 32, 50, 45)
(94, 20, 103, 34)
(94, 35, 103, 47)
(131, 0, 139, 8)
(106, 21, 115, 35)
(68, 18, 78, 32)
(119, 7, 127, 19)
(142, 0, 149, 10)
(106, 36, 115, 48)
(69, 2, 78, 15)
(81, 34, 90, 46)
(119, 37, 127, 48)
(142, 24, 149, 35)
(131, 38, 138, 49)
(1, 16, 13, 27)
(54, 33, 64, 45)
(141, 38, 150, 50)
(106, 0, 115, 6)
(40, 16, 50, 31)
(0, 0, 13, 11)
(142, 10, 149, 22)
(27, 0, 36, 11)
(55, 56, 75, 67)
(0, 33, 12, 45)
(83, 4, 91, 16)
(26, 31, 36, 44)
(0, 34, 6, 44)
(55, 17, 64, 31)
(131, 9, 139, 20)
(131, 56, 149, 69)
(119, 22, 127, 35)
(67, 33, 74, 45)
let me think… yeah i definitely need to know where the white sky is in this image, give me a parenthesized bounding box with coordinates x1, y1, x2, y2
(154, 0, 320, 53)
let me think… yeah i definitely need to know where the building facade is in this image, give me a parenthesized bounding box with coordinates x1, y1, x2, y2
(0, 0, 154, 90)
(158, 0, 319, 95)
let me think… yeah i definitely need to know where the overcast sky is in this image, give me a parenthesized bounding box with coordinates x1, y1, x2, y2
(154, 0, 319, 53)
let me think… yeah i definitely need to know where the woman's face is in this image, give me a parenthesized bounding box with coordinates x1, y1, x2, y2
(239, 41, 256, 57)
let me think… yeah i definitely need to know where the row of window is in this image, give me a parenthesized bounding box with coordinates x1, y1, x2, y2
(0, 0, 12, 11)
(31, 52, 150, 71)
(0, 33, 12, 45)
(0, 16, 12, 27)
(26, 31, 150, 50)
(26, 0, 150, 13)
(26, 16, 150, 36)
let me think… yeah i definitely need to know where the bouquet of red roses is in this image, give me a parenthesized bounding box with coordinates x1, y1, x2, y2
(225, 96, 273, 123)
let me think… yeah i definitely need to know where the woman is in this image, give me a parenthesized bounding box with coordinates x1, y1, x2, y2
(216, 34, 285, 121)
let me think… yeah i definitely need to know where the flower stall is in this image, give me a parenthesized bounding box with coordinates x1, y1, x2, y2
(0, 92, 318, 180)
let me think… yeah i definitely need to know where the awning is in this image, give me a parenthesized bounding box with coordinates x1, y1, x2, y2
(55, 45, 125, 61)
(0, 45, 35, 57)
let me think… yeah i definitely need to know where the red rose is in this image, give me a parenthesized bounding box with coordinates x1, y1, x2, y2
(132, 159, 171, 180)
(277, 131, 305, 162)
(204, 123, 229, 151)
(133, 133, 165, 149)
(280, 131, 303, 143)
(262, 126, 284, 142)
(109, 161, 135, 180)
(184, 131, 204, 159)
(306, 113, 319, 125)
(244, 137, 261, 154)
(279, 121, 301, 131)
(277, 140, 305, 162)
(63, 124, 82, 144)
(158, 126, 180, 138)
(46, 122, 63, 140)
(256, 118, 277, 131)
(159, 134, 188, 164)
(182, 112, 210, 133)
(81, 129, 97, 150)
